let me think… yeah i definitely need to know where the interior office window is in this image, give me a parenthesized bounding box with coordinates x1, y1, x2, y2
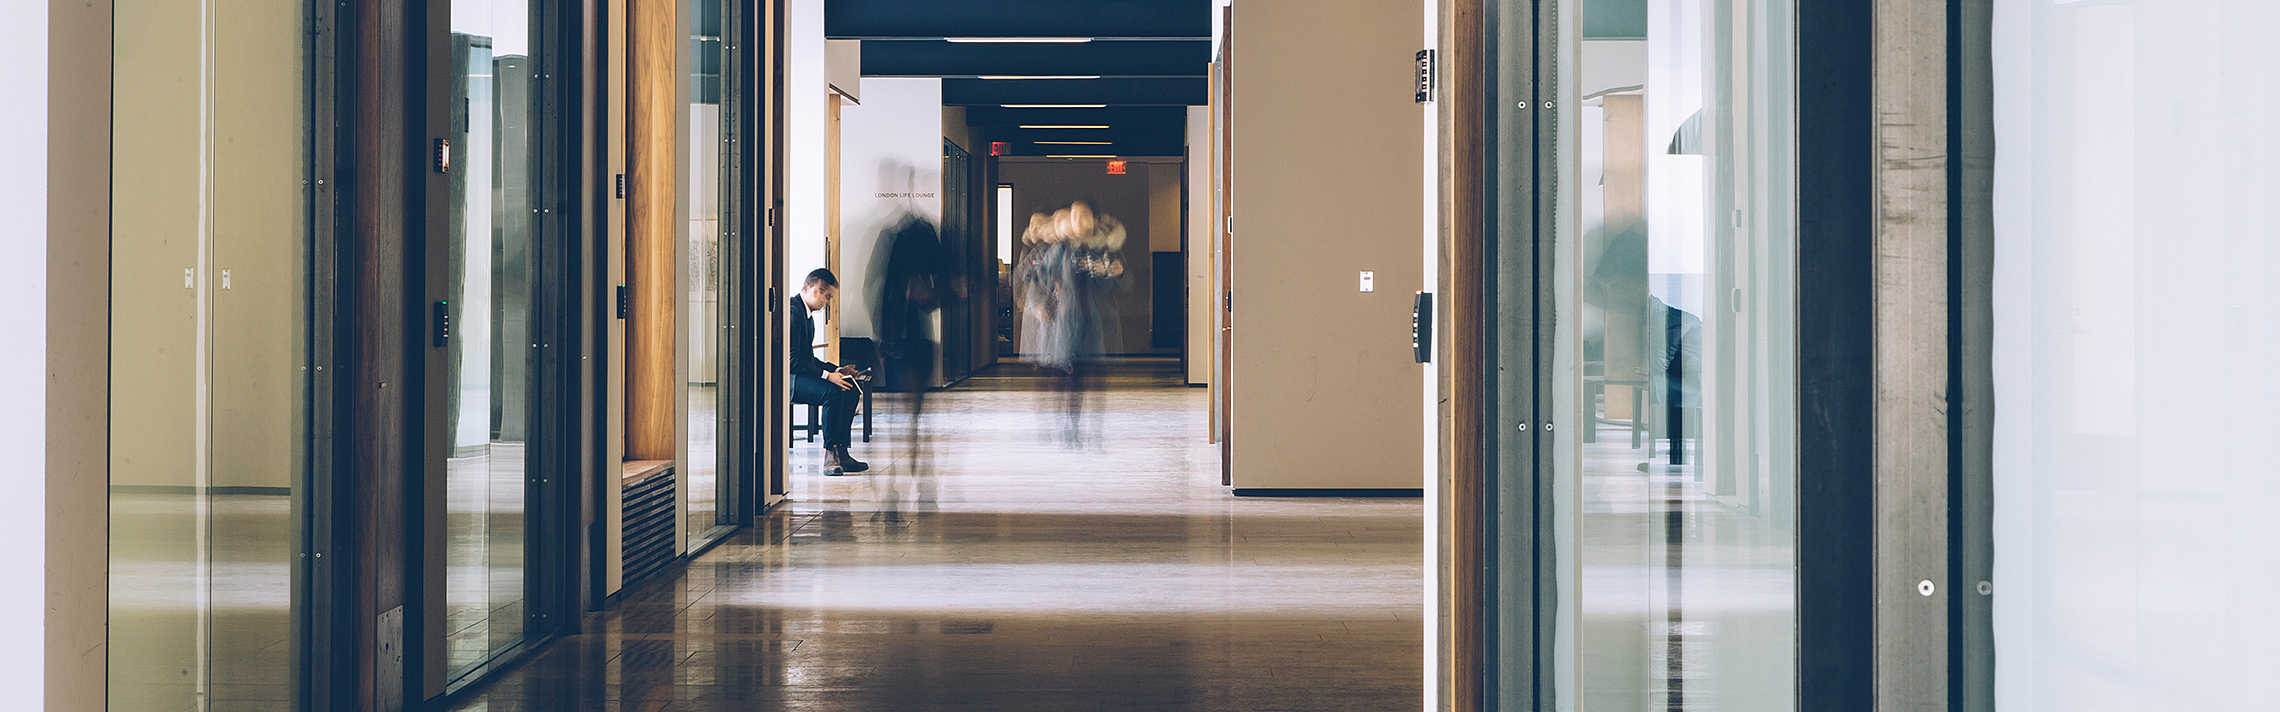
(109, 0, 311, 707)
(439, 0, 538, 683)
(684, 0, 732, 543)
(1490, 0, 1799, 707)
(1992, 2, 2280, 708)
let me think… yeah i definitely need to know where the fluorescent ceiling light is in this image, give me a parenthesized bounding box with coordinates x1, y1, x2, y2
(1044, 155, 1119, 159)
(1001, 104, 1109, 109)
(947, 37, 1094, 44)
(977, 75, 1101, 80)
(1019, 124, 1111, 130)
(1034, 140, 1113, 145)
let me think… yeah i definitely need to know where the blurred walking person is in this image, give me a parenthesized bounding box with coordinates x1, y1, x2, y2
(868, 209, 955, 472)
(1016, 200, 1125, 446)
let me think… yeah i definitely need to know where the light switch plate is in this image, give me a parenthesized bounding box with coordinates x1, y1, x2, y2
(1359, 271, 1375, 293)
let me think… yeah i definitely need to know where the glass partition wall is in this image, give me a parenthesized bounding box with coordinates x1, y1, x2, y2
(1488, 0, 1798, 708)
(685, 0, 744, 550)
(109, 0, 314, 709)
(431, 0, 546, 692)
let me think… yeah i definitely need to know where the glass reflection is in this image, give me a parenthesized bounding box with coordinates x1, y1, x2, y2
(686, 0, 730, 540)
(443, 0, 535, 682)
(110, 0, 308, 709)
(1495, 0, 1799, 708)
(1565, 0, 1797, 708)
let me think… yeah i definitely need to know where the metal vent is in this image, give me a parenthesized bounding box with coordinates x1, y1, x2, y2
(621, 468, 678, 585)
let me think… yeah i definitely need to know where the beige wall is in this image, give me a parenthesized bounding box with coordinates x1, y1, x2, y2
(46, 0, 111, 707)
(1148, 164, 1183, 253)
(1186, 105, 1214, 386)
(107, 2, 205, 705)
(1228, 0, 1424, 489)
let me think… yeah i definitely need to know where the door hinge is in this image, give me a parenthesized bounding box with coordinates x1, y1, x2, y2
(768, 207, 778, 227)
(1415, 49, 1436, 103)
(434, 138, 451, 174)
(615, 285, 629, 319)
(614, 173, 626, 199)
(1224, 291, 1233, 313)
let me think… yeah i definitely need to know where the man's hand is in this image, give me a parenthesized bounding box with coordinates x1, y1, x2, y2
(835, 365, 862, 376)
(825, 372, 854, 390)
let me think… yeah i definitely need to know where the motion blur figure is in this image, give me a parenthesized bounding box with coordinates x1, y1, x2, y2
(1016, 200, 1125, 447)
(868, 208, 955, 482)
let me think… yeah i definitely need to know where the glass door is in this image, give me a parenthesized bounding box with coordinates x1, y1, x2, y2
(109, 0, 315, 708)
(686, 0, 742, 548)
(425, 0, 549, 693)
(1487, 0, 1799, 708)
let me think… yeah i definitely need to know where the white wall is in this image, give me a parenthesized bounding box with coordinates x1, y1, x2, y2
(1994, 1, 2280, 709)
(786, 0, 826, 320)
(4, 0, 48, 705)
(835, 77, 943, 340)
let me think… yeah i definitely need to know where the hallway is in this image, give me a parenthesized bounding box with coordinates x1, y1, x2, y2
(449, 363, 1425, 711)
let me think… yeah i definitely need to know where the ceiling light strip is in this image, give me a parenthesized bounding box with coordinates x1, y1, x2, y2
(1000, 104, 1109, 109)
(977, 75, 1101, 80)
(1018, 124, 1111, 130)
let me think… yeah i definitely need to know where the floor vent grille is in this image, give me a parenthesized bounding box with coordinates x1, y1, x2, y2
(622, 467, 678, 586)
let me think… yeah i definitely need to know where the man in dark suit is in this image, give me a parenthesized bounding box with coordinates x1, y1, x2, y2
(790, 268, 868, 475)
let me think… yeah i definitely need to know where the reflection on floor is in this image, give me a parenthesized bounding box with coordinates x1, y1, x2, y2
(1577, 418, 1795, 710)
(447, 442, 530, 680)
(450, 360, 1424, 711)
(109, 491, 296, 711)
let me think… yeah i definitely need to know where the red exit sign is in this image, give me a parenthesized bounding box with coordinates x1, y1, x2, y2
(1104, 159, 1128, 175)
(989, 141, 1010, 156)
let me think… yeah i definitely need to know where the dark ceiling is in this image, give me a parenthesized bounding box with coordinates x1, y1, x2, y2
(826, 0, 1213, 157)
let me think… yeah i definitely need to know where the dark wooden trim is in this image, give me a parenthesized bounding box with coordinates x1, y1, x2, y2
(307, 0, 345, 705)
(413, 0, 452, 698)
(1796, 0, 1877, 708)
(536, 0, 593, 643)
(1438, 0, 1488, 709)
(767, 0, 791, 501)
(340, 0, 419, 708)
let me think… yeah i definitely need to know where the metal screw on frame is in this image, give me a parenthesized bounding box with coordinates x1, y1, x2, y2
(1917, 579, 1937, 597)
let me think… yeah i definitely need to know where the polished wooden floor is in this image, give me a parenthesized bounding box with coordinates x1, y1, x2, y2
(449, 360, 1425, 711)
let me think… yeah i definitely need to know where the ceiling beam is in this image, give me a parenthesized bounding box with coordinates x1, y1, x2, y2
(826, 0, 1213, 40)
(942, 78, 1207, 107)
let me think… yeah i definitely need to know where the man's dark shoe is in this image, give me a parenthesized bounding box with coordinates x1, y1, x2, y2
(828, 447, 870, 473)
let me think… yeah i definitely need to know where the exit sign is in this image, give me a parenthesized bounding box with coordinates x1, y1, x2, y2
(1105, 159, 1128, 175)
(989, 141, 1009, 156)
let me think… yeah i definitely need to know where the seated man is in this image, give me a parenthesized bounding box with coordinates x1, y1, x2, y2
(789, 268, 869, 475)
